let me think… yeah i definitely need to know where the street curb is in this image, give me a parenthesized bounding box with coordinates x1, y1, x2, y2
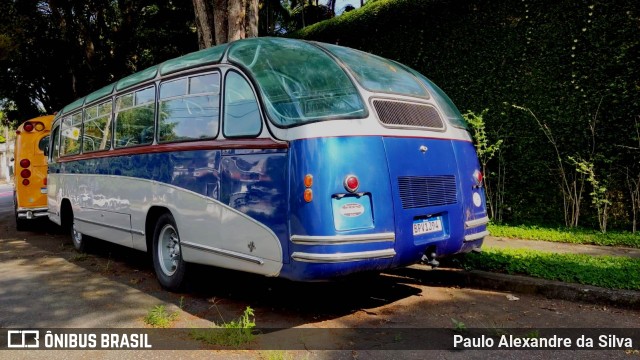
(397, 266, 640, 309)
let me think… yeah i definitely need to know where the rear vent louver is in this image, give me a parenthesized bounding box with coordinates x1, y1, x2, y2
(398, 175, 457, 209)
(373, 100, 445, 130)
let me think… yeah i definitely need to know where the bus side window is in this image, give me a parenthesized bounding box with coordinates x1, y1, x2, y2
(83, 100, 113, 152)
(223, 71, 261, 138)
(60, 112, 82, 156)
(115, 86, 155, 148)
(158, 72, 220, 143)
(39, 135, 50, 157)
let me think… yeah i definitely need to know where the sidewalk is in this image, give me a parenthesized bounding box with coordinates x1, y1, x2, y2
(484, 236, 640, 258)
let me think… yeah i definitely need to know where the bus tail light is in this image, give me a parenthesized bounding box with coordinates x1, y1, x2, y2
(23, 122, 34, 132)
(304, 189, 313, 202)
(344, 175, 359, 193)
(20, 159, 30, 168)
(304, 174, 313, 188)
(473, 170, 483, 187)
(20, 169, 31, 178)
(22, 179, 30, 186)
(44, 177, 48, 186)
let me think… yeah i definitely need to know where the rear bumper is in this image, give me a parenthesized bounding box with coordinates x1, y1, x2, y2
(16, 207, 49, 219)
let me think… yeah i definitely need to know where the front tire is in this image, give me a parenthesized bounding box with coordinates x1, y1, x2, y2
(152, 213, 186, 291)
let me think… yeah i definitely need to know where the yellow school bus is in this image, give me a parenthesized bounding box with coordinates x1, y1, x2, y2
(13, 115, 54, 230)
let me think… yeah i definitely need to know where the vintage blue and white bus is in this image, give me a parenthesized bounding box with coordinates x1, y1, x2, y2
(48, 37, 489, 290)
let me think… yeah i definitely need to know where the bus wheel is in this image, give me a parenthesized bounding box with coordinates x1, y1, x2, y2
(14, 196, 26, 231)
(71, 216, 86, 252)
(152, 213, 186, 291)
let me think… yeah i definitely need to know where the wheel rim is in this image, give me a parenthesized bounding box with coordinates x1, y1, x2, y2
(72, 221, 82, 247)
(158, 224, 180, 277)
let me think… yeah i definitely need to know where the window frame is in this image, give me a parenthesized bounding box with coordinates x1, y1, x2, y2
(113, 84, 157, 149)
(157, 70, 222, 144)
(82, 99, 114, 153)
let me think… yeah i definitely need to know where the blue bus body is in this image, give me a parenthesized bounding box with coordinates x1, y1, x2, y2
(48, 38, 488, 289)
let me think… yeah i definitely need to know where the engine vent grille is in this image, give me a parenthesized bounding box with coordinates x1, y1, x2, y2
(398, 175, 457, 209)
(373, 100, 445, 130)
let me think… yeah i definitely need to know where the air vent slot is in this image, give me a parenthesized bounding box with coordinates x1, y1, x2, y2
(373, 100, 445, 130)
(398, 175, 457, 209)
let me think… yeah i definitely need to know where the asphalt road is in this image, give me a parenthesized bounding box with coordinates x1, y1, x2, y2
(0, 184, 639, 359)
(0, 183, 14, 217)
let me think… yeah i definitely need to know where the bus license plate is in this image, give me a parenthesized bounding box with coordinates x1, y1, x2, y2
(413, 217, 442, 236)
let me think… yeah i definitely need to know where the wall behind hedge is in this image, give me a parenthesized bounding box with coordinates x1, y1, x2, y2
(294, 0, 640, 228)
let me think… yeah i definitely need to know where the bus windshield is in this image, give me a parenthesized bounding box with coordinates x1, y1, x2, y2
(227, 38, 366, 127)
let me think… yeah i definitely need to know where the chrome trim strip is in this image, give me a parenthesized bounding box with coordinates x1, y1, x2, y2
(291, 249, 396, 263)
(74, 216, 142, 235)
(290, 232, 395, 245)
(17, 207, 48, 213)
(464, 230, 490, 242)
(465, 216, 490, 229)
(181, 241, 265, 265)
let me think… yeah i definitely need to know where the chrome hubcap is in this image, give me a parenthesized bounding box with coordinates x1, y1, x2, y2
(158, 224, 180, 276)
(72, 222, 82, 246)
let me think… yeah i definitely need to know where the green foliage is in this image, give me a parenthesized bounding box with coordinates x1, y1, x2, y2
(464, 109, 502, 164)
(488, 223, 640, 248)
(144, 305, 178, 328)
(190, 306, 256, 347)
(0, 0, 197, 121)
(294, 0, 640, 231)
(451, 318, 467, 333)
(453, 248, 640, 290)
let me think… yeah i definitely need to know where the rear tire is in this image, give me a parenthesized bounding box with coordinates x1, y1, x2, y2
(152, 213, 186, 291)
(70, 213, 87, 252)
(14, 194, 26, 231)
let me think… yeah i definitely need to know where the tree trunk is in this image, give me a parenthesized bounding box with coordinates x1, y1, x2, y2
(192, 0, 215, 49)
(245, 0, 258, 38)
(213, 0, 229, 45)
(192, 0, 258, 48)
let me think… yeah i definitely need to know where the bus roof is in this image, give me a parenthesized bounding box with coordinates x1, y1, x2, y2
(54, 38, 433, 126)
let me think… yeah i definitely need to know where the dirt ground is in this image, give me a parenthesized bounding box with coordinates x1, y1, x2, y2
(1, 205, 639, 359)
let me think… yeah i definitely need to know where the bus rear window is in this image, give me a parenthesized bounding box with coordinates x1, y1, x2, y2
(228, 38, 366, 127)
(320, 43, 429, 98)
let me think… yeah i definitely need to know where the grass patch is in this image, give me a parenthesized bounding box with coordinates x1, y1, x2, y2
(450, 248, 640, 291)
(144, 305, 178, 328)
(69, 252, 89, 262)
(190, 306, 256, 347)
(489, 224, 640, 248)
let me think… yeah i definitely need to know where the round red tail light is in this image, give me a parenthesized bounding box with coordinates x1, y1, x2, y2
(22, 179, 30, 186)
(473, 170, 483, 186)
(20, 159, 30, 168)
(344, 175, 359, 193)
(23, 122, 34, 132)
(20, 169, 31, 178)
